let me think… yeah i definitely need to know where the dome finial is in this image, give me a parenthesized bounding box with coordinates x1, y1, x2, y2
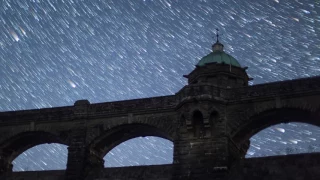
(215, 28, 220, 42)
(212, 28, 224, 52)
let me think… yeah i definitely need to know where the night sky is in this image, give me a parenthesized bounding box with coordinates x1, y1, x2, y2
(0, 0, 319, 171)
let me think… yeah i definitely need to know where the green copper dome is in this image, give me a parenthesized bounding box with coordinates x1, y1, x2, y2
(197, 41, 241, 67)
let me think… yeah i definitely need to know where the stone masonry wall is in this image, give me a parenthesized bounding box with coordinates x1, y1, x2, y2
(0, 170, 65, 180)
(228, 153, 320, 180)
(86, 164, 173, 180)
(2, 153, 320, 180)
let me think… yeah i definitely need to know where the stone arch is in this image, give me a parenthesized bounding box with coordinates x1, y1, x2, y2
(0, 131, 68, 169)
(88, 123, 173, 159)
(86, 114, 177, 145)
(228, 97, 320, 137)
(232, 107, 320, 145)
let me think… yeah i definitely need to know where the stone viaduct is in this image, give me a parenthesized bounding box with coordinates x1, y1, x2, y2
(1, 40, 320, 180)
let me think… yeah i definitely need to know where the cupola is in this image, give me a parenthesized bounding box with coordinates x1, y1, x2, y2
(183, 29, 251, 88)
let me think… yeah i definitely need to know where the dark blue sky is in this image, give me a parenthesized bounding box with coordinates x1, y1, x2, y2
(0, 0, 319, 171)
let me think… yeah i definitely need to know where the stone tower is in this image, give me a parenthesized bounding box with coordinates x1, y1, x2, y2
(174, 37, 252, 179)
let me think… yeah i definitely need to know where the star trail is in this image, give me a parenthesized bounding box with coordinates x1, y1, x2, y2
(0, 0, 319, 171)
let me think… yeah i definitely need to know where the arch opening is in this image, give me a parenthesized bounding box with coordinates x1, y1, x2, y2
(232, 108, 320, 145)
(230, 108, 320, 158)
(0, 131, 68, 171)
(104, 136, 173, 167)
(246, 122, 320, 158)
(90, 123, 173, 166)
(13, 143, 68, 171)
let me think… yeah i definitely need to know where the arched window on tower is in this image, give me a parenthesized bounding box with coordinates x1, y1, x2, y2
(209, 111, 219, 136)
(193, 111, 205, 138)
